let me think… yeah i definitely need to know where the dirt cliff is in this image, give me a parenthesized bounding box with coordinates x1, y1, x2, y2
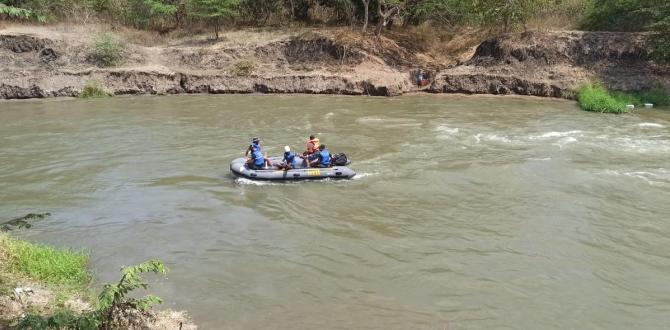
(0, 26, 667, 100)
(429, 31, 670, 98)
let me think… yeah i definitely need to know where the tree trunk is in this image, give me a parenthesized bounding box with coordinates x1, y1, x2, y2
(361, 0, 369, 32)
(214, 19, 220, 39)
(375, 0, 399, 37)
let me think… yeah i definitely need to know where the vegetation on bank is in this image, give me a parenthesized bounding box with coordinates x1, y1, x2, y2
(91, 33, 124, 67)
(577, 82, 670, 113)
(0, 214, 184, 329)
(79, 81, 113, 98)
(0, 0, 668, 63)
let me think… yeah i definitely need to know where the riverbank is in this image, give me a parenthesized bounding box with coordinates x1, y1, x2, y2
(1, 24, 668, 100)
(0, 226, 196, 329)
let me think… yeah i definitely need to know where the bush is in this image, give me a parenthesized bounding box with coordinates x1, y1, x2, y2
(91, 33, 123, 67)
(577, 82, 628, 113)
(79, 81, 113, 98)
(17, 259, 168, 330)
(229, 58, 257, 76)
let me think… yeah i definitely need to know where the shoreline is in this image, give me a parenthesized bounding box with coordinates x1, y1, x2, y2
(2, 26, 667, 101)
(0, 226, 197, 329)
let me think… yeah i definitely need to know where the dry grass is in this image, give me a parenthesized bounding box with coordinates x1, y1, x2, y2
(228, 58, 258, 76)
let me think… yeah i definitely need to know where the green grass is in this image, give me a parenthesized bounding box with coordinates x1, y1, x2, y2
(79, 81, 113, 98)
(579, 82, 670, 113)
(577, 82, 628, 113)
(0, 233, 90, 289)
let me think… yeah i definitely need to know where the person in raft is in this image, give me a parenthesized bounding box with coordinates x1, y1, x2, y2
(304, 134, 320, 156)
(309, 144, 331, 168)
(277, 146, 298, 171)
(245, 137, 270, 170)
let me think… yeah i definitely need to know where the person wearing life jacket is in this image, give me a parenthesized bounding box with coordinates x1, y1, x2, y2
(309, 144, 331, 168)
(245, 137, 270, 170)
(277, 145, 298, 171)
(304, 134, 320, 156)
(245, 137, 261, 157)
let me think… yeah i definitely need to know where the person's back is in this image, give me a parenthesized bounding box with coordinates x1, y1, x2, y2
(251, 148, 265, 168)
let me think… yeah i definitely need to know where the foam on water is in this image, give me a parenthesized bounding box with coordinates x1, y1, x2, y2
(603, 168, 670, 186)
(638, 123, 666, 128)
(530, 130, 583, 139)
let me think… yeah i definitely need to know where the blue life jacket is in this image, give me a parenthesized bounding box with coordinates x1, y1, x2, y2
(252, 148, 264, 166)
(320, 149, 331, 166)
(283, 151, 296, 168)
(249, 143, 260, 152)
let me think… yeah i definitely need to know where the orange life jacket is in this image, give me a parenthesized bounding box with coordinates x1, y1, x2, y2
(306, 137, 320, 153)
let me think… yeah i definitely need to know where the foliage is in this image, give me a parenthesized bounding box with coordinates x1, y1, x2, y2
(91, 33, 124, 67)
(0, 3, 46, 21)
(16, 259, 168, 330)
(17, 310, 99, 330)
(120, 0, 179, 29)
(581, 0, 670, 63)
(79, 81, 113, 98)
(577, 81, 628, 113)
(97, 259, 167, 313)
(188, 0, 240, 39)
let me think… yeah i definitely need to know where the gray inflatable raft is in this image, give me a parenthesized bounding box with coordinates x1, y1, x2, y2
(230, 156, 356, 181)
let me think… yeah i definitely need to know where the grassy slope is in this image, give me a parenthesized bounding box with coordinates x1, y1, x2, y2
(0, 232, 91, 324)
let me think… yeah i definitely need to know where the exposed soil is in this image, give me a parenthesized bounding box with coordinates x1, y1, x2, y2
(0, 282, 197, 329)
(0, 25, 667, 100)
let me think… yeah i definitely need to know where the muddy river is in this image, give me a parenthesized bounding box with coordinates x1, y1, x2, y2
(1, 95, 669, 329)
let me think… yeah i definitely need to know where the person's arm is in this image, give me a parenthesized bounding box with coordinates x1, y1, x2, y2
(245, 145, 251, 157)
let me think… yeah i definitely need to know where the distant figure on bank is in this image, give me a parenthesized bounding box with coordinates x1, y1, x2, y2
(278, 146, 298, 171)
(246, 137, 270, 170)
(304, 134, 320, 156)
(309, 144, 331, 168)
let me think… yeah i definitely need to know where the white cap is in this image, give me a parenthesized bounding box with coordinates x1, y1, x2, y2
(284, 146, 291, 152)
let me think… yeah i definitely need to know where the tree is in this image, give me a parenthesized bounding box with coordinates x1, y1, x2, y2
(0, 2, 46, 22)
(374, 0, 401, 36)
(189, 0, 239, 39)
(360, 0, 370, 31)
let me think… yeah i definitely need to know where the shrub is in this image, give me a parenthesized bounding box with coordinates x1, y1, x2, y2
(91, 33, 123, 67)
(16, 259, 168, 330)
(229, 58, 257, 76)
(577, 82, 628, 113)
(79, 81, 113, 98)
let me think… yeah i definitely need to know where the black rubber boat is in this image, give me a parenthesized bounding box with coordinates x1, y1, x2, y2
(230, 156, 356, 181)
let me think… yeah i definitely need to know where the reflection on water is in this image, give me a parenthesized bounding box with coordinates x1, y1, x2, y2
(1, 95, 670, 329)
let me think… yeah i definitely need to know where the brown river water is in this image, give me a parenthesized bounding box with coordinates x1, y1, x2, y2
(1, 95, 670, 329)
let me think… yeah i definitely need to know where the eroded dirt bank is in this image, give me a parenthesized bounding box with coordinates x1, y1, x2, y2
(0, 26, 667, 99)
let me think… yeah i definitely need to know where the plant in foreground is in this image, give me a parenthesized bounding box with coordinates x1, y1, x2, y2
(17, 259, 168, 330)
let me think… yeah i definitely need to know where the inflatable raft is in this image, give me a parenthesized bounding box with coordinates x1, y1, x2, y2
(230, 156, 356, 181)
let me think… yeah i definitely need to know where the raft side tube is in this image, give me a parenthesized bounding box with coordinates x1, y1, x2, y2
(230, 157, 356, 181)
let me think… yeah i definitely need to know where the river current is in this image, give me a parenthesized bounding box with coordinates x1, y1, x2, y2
(1, 95, 669, 329)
